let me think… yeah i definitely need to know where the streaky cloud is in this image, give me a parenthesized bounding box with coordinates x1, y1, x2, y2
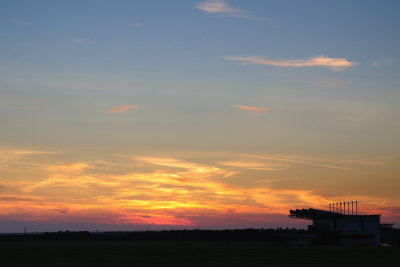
(370, 59, 392, 67)
(133, 156, 234, 176)
(2, 151, 398, 228)
(0, 148, 61, 160)
(224, 55, 358, 71)
(73, 38, 93, 46)
(196, 0, 240, 14)
(107, 105, 139, 114)
(13, 19, 32, 25)
(196, 0, 265, 21)
(47, 162, 90, 173)
(232, 105, 268, 115)
(129, 23, 143, 28)
(217, 160, 285, 171)
(240, 154, 353, 170)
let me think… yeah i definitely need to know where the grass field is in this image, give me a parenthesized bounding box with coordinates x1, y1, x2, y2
(0, 241, 398, 266)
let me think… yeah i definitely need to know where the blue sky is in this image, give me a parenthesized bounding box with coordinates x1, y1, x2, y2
(0, 0, 399, 232)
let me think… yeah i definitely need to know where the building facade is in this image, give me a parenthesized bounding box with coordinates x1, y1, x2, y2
(289, 208, 381, 245)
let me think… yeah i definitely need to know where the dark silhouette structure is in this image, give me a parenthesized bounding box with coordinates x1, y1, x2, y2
(1, 227, 399, 245)
(289, 206, 382, 245)
(0, 228, 308, 243)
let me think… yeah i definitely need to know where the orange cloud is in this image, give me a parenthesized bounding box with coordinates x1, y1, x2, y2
(217, 160, 285, 170)
(14, 155, 331, 225)
(241, 153, 353, 170)
(225, 55, 358, 71)
(47, 162, 90, 173)
(1, 150, 399, 229)
(232, 105, 268, 115)
(0, 148, 60, 160)
(134, 156, 234, 176)
(107, 105, 139, 114)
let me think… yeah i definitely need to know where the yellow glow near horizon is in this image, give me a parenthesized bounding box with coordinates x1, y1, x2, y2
(0, 148, 399, 228)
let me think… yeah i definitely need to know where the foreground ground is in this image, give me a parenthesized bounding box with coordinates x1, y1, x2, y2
(0, 241, 398, 266)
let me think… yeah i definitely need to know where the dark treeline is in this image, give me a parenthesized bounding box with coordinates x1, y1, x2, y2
(0, 228, 307, 243)
(1, 227, 399, 245)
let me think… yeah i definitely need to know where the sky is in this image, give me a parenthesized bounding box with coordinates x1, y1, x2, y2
(0, 0, 399, 232)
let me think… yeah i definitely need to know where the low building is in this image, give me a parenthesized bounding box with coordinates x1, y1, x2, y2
(289, 208, 381, 245)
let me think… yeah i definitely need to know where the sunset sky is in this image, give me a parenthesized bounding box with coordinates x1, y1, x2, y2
(1, 0, 399, 232)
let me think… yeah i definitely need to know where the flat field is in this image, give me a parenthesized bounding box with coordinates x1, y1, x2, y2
(0, 241, 398, 266)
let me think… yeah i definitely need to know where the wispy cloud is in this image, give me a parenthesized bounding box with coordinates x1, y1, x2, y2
(73, 38, 93, 46)
(370, 59, 392, 67)
(196, 0, 265, 21)
(217, 160, 285, 171)
(1, 150, 398, 228)
(47, 163, 90, 173)
(232, 105, 268, 115)
(315, 77, 348, 89)
(134, 157, 234, 176)
(0, 148, 61, 161)
(241, 154, 353, 170)
(107, 105, 139, 114)
(17, 156, 332, 224)
(13, 19, 31, 25)
(129, 23, 143, 28)
(225, 55, 358, 71)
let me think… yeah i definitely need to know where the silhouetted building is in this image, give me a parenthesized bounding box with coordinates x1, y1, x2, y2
(289, 208, 381, 245)
(380, 223, 394, 245)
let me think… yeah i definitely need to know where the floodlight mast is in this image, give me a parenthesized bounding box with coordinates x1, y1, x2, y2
(328, 201, 363, 216)
(356, 201, 358, 215)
